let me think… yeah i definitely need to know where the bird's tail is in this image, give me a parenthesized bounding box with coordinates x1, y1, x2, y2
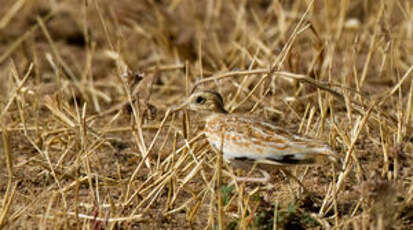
(261, 147, 339, 166)
(311, 147, 340, 165)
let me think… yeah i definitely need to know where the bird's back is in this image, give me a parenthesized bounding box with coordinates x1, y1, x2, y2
(204, 113, 337, 166)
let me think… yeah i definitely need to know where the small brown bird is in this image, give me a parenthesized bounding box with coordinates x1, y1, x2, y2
(174, 90, 338, 183)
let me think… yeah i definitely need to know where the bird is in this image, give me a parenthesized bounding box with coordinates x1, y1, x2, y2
(173, 90, 338, 184)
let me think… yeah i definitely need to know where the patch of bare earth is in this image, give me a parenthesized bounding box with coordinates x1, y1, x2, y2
(1, 0, 413, 229)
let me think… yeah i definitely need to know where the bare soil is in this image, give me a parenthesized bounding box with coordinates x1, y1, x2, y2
(0, 0, 412, 229)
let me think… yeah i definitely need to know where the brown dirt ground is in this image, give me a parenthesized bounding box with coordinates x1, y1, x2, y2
(0, 0, 413, 229)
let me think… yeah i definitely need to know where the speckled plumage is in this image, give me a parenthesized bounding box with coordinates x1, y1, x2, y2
(175, 90, 337, 182)
(205, 113, 336, 165)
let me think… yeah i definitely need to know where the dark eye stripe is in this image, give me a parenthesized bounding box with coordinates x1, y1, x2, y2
(205, 90, 224, 105)
(196, 96, 206, 104)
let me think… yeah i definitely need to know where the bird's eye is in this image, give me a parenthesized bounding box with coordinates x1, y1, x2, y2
(195, 96, 206, 104)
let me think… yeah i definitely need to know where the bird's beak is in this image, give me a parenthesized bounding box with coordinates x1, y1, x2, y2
(171, 100, 189, 113)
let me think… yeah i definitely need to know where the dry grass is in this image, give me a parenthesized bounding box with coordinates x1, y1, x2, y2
(0, 0, 413, 229)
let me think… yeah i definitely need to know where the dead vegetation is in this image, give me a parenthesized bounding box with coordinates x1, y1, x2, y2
(0, 0, 413, 229)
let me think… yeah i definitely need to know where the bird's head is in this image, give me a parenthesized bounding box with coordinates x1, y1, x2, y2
(173, 90, 227, 114)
